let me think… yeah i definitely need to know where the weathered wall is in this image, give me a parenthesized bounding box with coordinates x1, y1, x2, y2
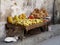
(36, 0, 54, 13)
(55, 0, 60, 23)
(56, 0, 60, 11)
(0, 0, 54, 22)
(0, 0, 24, 21)
(0, 0, 54, 38)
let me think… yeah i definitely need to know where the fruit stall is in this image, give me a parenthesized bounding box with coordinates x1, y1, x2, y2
(6, 8, 49, 40)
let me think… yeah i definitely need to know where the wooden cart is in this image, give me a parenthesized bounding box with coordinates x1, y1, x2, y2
(6, 21, 49, 40)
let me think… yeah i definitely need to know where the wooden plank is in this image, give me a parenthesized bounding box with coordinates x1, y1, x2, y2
(25, 22, 47, 31)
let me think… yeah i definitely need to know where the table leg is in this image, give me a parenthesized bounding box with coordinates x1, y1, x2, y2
(40, 24, 48, 32)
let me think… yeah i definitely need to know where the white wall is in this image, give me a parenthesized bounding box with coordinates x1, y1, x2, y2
(0, 0, 54, 21)
(0, 0, 54, 38)
(0, 0, 25, 21)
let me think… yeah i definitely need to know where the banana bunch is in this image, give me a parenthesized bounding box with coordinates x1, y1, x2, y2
(7, 14, 43, 26)
(17, 19, 43, 26)
(19, 13, 27, 19)
(14, 15, 19, 20)
(23, 19, 32, 26)
(17, 19, 32, 26)
(7, 13, 27, 24)
(35, 19, 43, 23)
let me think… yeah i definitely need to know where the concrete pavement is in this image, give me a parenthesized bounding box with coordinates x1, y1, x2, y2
(38, 35, 60, 45)
(0, 24, 60, 45)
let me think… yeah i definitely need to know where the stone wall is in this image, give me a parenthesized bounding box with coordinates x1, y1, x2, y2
(0, 0, 54, 22)
(55, 0, 60, 11)
(54, 0, 60, 23)
(36, 0, 54, 13)
(0, 0, 24, 21)
(0, 0, 54, 38)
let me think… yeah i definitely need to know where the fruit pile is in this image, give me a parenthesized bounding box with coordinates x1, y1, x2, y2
(7, 13, 27, 24)
(7, 14, 44, 26)
(29, 8, 48, 19)
(7, 8, 48, 26)
(17, 19, 43, 26)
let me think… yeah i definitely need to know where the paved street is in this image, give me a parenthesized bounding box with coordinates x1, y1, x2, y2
(38, 35, 60, 45)
(0, 35, 60, 45)
(0, 24, 60, 45)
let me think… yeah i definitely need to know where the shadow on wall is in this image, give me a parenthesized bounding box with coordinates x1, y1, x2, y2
(52, 0, 60, 24)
